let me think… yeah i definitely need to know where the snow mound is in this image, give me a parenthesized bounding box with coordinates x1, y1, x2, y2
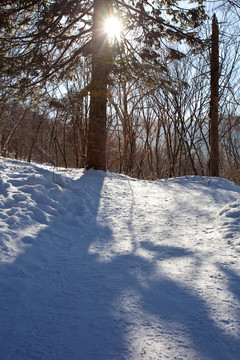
(0, 158, 89, 263)
(218, 199, 240, 252)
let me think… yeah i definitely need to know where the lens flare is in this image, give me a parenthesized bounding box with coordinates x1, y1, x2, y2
(105, 16, 122, 41)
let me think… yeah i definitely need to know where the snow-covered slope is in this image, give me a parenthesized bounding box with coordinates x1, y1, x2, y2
(0, 157, 239, 360)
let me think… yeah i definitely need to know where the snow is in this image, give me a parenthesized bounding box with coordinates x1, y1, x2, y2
(0, 156, 239, 360)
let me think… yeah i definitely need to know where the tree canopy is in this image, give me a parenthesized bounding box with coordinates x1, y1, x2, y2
(0, 0, 206, 92)
(0, 0, 207, 170)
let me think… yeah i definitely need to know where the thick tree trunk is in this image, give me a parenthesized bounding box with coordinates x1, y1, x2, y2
(86, 0, 111, 171)
(209, 14, 219, 177)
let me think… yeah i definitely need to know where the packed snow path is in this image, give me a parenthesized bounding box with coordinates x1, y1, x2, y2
(0, 157, 240, 360)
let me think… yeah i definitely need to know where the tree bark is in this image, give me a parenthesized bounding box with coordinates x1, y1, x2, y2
(209, 14, 219, 177)
(86, 0, 111, 171)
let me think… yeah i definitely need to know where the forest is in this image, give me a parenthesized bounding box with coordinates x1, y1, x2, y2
(0, 0, 239, 183)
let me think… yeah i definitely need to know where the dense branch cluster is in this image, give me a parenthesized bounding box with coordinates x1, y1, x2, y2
(0, 0, 206, 92)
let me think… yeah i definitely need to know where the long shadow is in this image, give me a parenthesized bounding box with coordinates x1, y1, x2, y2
(0, 169, 124, 360)
(220, 266, 240, 305)
(136, 241, 240, 359)
(0, 167, 240, 360)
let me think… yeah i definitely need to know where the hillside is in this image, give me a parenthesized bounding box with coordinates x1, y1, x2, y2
(0, 157, 240, 360)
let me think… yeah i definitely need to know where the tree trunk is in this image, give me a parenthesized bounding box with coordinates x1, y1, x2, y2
(86, 0, 111, 171)
(209, 14, 219, 177)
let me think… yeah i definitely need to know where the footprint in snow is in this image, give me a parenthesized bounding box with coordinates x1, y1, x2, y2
(22, 236, 34, 245)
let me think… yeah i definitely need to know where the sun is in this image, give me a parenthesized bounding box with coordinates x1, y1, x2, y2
(104, 16, 122, 41)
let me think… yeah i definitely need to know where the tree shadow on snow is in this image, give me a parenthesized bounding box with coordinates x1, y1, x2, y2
(220, 266, 240, 308)
(131, 242, 240, 360)
(0, 169, 240, 360)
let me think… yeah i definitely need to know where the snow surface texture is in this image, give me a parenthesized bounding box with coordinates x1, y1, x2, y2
(0, 157, 240, 360)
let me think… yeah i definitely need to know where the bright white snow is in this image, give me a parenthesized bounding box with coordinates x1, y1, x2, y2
(0, 157, 239, 360)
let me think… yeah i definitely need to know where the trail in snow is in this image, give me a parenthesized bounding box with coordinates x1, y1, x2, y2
(0, 157, 239, 360)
